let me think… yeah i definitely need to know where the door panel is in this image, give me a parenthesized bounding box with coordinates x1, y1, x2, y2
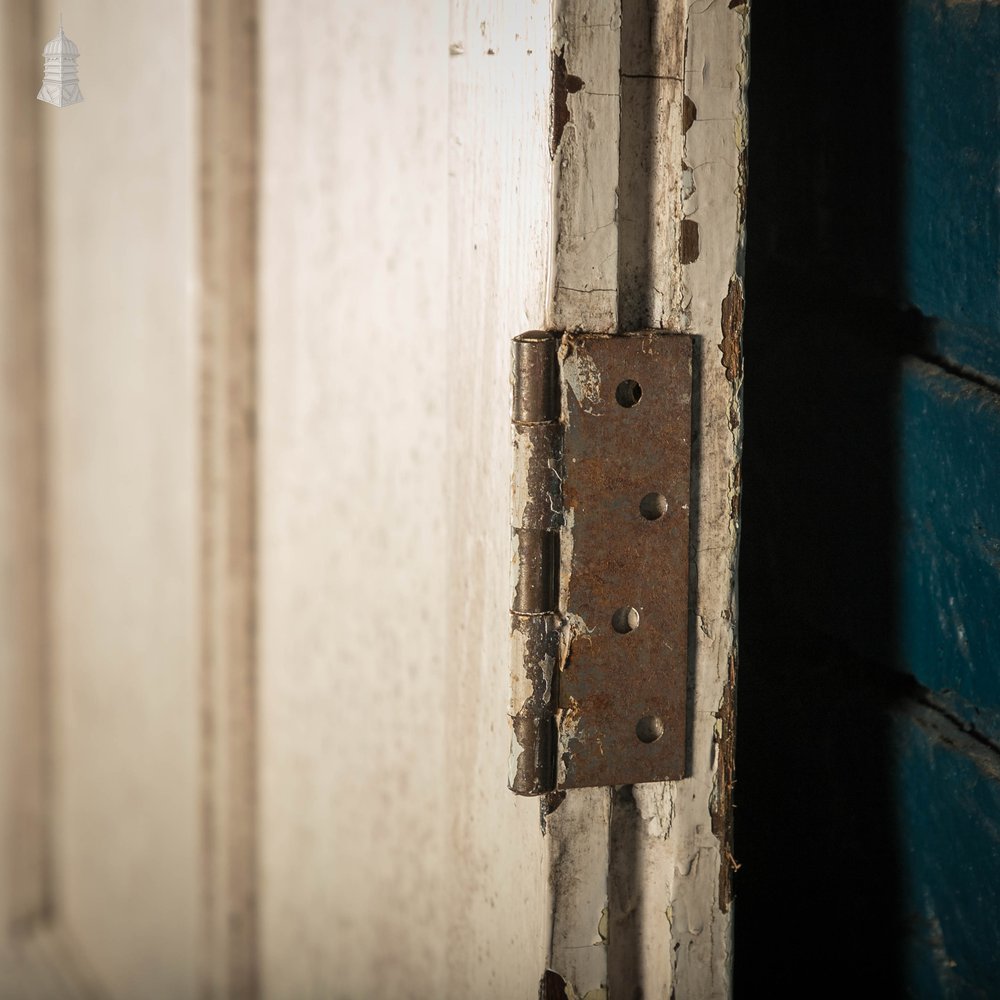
(258, 3, 551, 995)
(2, 2, 748, 996)
(45, 2, 200, 996)
(3, 1, 555, 996)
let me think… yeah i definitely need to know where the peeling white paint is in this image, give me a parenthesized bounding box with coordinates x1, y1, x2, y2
(682, 163, 698, 213)
(634, 781, 678, 839)
(510, 428, 536, 527)
(561, 344, 603, 415)
(558, 506, 576, 616)
(550, 0, 622, 332)
(546, 1, 746, 997)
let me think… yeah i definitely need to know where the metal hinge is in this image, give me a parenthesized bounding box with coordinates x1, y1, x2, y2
(509, 330, 693, 794)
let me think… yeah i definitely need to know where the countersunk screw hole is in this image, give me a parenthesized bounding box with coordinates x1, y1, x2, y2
(636, 715, 664, 744)
(615, 379, 642, 408)
(640, 492, 668, 520)
(612, 606, 640, 634)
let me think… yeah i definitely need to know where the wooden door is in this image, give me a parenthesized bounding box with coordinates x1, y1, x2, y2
(737, 3, 1000, 995)
(1, 2, 747, 997)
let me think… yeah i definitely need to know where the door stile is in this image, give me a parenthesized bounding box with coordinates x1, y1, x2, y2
(542, 2, 747, 996)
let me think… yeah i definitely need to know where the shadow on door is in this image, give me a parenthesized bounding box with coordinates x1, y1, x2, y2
(735, 3, 912, 994)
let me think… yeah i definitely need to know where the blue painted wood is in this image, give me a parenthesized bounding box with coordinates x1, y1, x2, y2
(893, 712, 1000, 998)
(895, 7, 1000, 995)
(902, 0, 1000, 376)
(899, 359, 1000, 742)
(734, 4, 1000, 993)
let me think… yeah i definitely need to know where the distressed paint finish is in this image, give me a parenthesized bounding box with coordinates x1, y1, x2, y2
(1, 1, 745, 994)
(547, 1, 747, 996)
(444, 6, 559, 987)
(893, 4, 1000, 989)
(899, 361, 1000, 732)
(895, 0, 1000, 720)
(673, 0, 747, 951)
(551, 0, 621, 332)
(545, 9, 617, 994)
(618, 0, 687, 332)
(546, 790, 613, 998)
(623, 6, 746, 993)
(4, 1, 558, 995)
(259, 2, 552, 996)
(902, 0, 999, 373)
(892, 708, 1000, 996)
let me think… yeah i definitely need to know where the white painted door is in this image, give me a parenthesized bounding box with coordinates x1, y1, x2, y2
(1, 2, 747, 997)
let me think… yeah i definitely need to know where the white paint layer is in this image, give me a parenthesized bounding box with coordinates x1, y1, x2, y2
(44, 2, 201, 997)
(259, 2, 553, 996)
(551, 0, 622, 332)
(546, 2, 747, 997)
(624, 4, 747, 996)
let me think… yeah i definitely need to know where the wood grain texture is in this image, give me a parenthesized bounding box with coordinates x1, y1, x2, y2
(899, 360, 1000, 733)
(901, 0, 999, 368)
(258, 2, 552, 995)
(892, 706, 1000, 994)
(43, 2, 201, 996)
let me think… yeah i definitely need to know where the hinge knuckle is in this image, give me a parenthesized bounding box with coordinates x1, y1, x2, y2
(509, 332, 563, 796)
(512, 331, 559, 424)
(512, 528, 559, 615)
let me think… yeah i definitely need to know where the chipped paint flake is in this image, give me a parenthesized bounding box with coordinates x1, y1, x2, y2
(561, 344, 602, 415)
(597, 906, 609, 942)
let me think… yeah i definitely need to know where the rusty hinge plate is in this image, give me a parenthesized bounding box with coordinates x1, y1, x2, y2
(509, 331, 693, 793)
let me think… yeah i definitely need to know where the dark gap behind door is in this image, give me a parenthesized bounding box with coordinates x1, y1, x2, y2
(736, 3, 908, 994)
(737, 2, 1000, 995)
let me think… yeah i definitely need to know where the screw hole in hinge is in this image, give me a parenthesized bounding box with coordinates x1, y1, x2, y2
(615, 379, 642, 408)
(636, 715, 664, 744)
(639, 492, 668, 520)
(612, 606, 640, 634)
